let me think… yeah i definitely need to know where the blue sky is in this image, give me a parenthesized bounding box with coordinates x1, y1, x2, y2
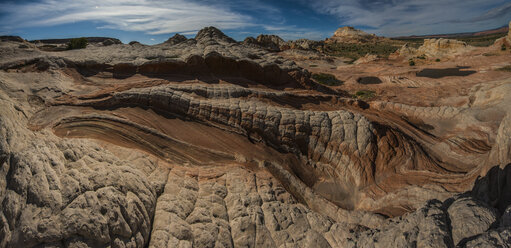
(0, 0, 510, 44)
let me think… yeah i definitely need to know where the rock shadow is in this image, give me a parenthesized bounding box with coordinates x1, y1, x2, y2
(470, 163, 511, 213)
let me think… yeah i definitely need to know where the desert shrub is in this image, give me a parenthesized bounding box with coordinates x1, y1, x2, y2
(396, 33, 506, 47)
(309, 64, 318, 67)
(354, 90, 376, 100)
(323, 42, 401, 60)
(457, 33, 507, 47)
(311, 73, 343, 86)
(435, 58, 441, 62)
(67, 37, 88, 50)
(417, 54, 426, 60)
(409, 59, 415, 66)
(502, 44, 507, 51)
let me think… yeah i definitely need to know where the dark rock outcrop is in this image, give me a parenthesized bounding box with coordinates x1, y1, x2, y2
(0, 36, 25, 42)
(195, 26, 236, 44)
(164, 34, 187, 45)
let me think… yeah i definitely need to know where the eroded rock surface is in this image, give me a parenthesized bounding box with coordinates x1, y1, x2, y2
(399, 38, 473, 58)
(0, 26, 510, 247)
(326, 26, 387, 44)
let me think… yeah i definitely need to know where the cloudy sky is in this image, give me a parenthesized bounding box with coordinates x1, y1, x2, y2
(0, 0, 510, 44)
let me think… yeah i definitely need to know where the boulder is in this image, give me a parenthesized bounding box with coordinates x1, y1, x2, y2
(447, 196, 499, 245)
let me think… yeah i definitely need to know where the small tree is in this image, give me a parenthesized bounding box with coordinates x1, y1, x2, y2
(408, 59, 415, 66)
(67, 38, 88, 50)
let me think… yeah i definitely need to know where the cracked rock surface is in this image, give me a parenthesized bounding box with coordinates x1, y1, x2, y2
(0, 27, 510, 247)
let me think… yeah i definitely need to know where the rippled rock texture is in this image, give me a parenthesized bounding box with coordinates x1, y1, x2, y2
(0, 27, 510, 247)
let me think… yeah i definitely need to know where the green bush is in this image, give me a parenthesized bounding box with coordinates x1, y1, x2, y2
(435, 58, 441, 62)
(354, 90, 376, 100)
(408, 59, 415, 66)
(67, 38, 88, 50)
(502, 44, 507, 51)
(311, 73, 343, 86)
(417, 54, 426, 60)
(323, 42, 401, 60)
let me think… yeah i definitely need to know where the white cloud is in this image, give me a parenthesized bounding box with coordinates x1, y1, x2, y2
(305, 0, 511, 36)
(0, 0, 326, 41)
(0, 0, 256, 35)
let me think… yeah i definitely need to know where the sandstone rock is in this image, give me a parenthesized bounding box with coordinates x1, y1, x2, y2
(287, 39, 324, 50)
(1, 26, 511, 248)
(101, 38, 119, 46)
(462, 228, 511, 248)
(195, 26, 236, 44)
(354, 54, 378, 65)
(165, 34, 188, 45)
(399, 38, 472, 58)
(507, 20, 511, 44)
(397, 43, 417, 57)
(243, 35, 323, 52)
(255, 34, 286, 51)
(0, 94, 166, 247)
(326, 26, 386, 43)
(447, 196, 499, 245)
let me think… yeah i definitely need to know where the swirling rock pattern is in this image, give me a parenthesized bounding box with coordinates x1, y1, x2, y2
(1, 27, 510, 247)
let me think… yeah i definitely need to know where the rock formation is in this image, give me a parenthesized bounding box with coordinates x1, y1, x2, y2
(287, 39, 324, 51)
(255, 34, 286, 51)
(354, 54, 378, 65)
(492, 21, 511, 48)
(503, 20, 511, 46)
(194, 26, 236, 44)
(244, 34, 324, 52)
(0, 26, 510, 247)
(164, 34, 188, 45)
(326, 26, 386, 43)
(398, 38, 472, 58)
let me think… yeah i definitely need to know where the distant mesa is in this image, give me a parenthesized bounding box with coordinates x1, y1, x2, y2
(398, 24, 509, 40)
(326, 26, 386, 43)
(30, 37, 122, 45)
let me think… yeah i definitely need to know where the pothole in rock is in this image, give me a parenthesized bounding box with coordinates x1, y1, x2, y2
(416, 66, 476, 78)
(357, 76, 382, 85)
